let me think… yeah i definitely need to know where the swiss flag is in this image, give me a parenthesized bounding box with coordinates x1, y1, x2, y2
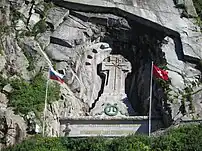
(153, 65, 169, 81)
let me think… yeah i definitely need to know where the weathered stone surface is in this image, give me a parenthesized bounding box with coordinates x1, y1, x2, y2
(52, 0, 201, 62)
(56, 61, 68, 72)
(3, 84, 13, 93)
(36, 31, 52, 50)
(162, 37, 184, 73)
(45, 43, 76, 61)
(4, 35, 30, 80)
(0, 110, 27, 147)
(185, 0, 198, 17)
(79, 42, 112, 107)
(169, 71, 185, 90)
(45, 83, 87, 136)
(71, 11, 131, 29)
(45, 101, 60, 137)
(51, 20, 86, 47)
(18, 1, 32, 18)
(29, 13, 41, 29)
(46, 6, 69, 29)
(0, 92, 8, 110)
(23, 37, 51, 71)
(162, 36, 202, 120)
(0, 55, 6, 72)
(182, 33, 202, 59)
(15, 19, 26, 30)
(52, 0, 175, 29)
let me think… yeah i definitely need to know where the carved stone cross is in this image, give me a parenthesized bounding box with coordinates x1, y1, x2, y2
(90, 54, 134, 116)
(101, 55, 131, 95)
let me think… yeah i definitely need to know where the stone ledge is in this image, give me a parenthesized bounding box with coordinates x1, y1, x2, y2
(52, 0, 180, 36)
(59, 116, 162, 121)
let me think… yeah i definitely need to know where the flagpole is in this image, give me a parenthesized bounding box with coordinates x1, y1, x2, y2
(42, 69, 50, 137)
(149, 61, 153, 137)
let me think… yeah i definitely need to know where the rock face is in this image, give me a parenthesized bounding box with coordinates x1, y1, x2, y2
(48, 0, 202, 120)
(0, 0, 202, 147)
(0, 89, 27, 148)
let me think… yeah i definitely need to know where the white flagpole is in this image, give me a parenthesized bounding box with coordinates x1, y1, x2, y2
(42, 69, 50, 137)
(149, 61, 153, 137)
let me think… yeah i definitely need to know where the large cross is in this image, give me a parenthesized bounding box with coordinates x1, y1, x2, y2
(101, 55, 131, 94)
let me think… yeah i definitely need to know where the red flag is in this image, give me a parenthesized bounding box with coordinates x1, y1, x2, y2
(153, 65, 168, 81)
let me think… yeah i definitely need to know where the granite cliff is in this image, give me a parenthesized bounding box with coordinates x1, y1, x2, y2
(0, 0, 202, 148)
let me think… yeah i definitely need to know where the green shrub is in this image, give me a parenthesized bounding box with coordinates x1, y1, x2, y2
(109, 135, 150, 151)
(0, 75, 8, 91)
(152, 124, 202, 151)
(61, 137, 110, 151)
(3, 124, 202, 151)
(8, 73, 60, 115)
(2, 135, 66, 151)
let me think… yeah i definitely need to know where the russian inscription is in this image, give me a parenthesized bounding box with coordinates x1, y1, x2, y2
(62, 123, 141, 137)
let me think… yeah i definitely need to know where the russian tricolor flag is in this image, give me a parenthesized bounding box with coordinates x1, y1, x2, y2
(49, 67, 64, 84)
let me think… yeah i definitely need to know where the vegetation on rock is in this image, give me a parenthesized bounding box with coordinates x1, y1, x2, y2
(0, 75, 8, 91)
(193, 0, 202, 15)
(8, 73, 60, 115)
(32, 20, 47, 36)
(2, 124, 202, 151)
(193, 0, 202, 29)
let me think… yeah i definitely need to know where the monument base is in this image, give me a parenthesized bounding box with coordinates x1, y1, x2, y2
(59, 116, 163, 137)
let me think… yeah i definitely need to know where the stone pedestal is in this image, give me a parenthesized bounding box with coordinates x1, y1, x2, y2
(59, 116, 163, 137)
(90, 94, 135, 117)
